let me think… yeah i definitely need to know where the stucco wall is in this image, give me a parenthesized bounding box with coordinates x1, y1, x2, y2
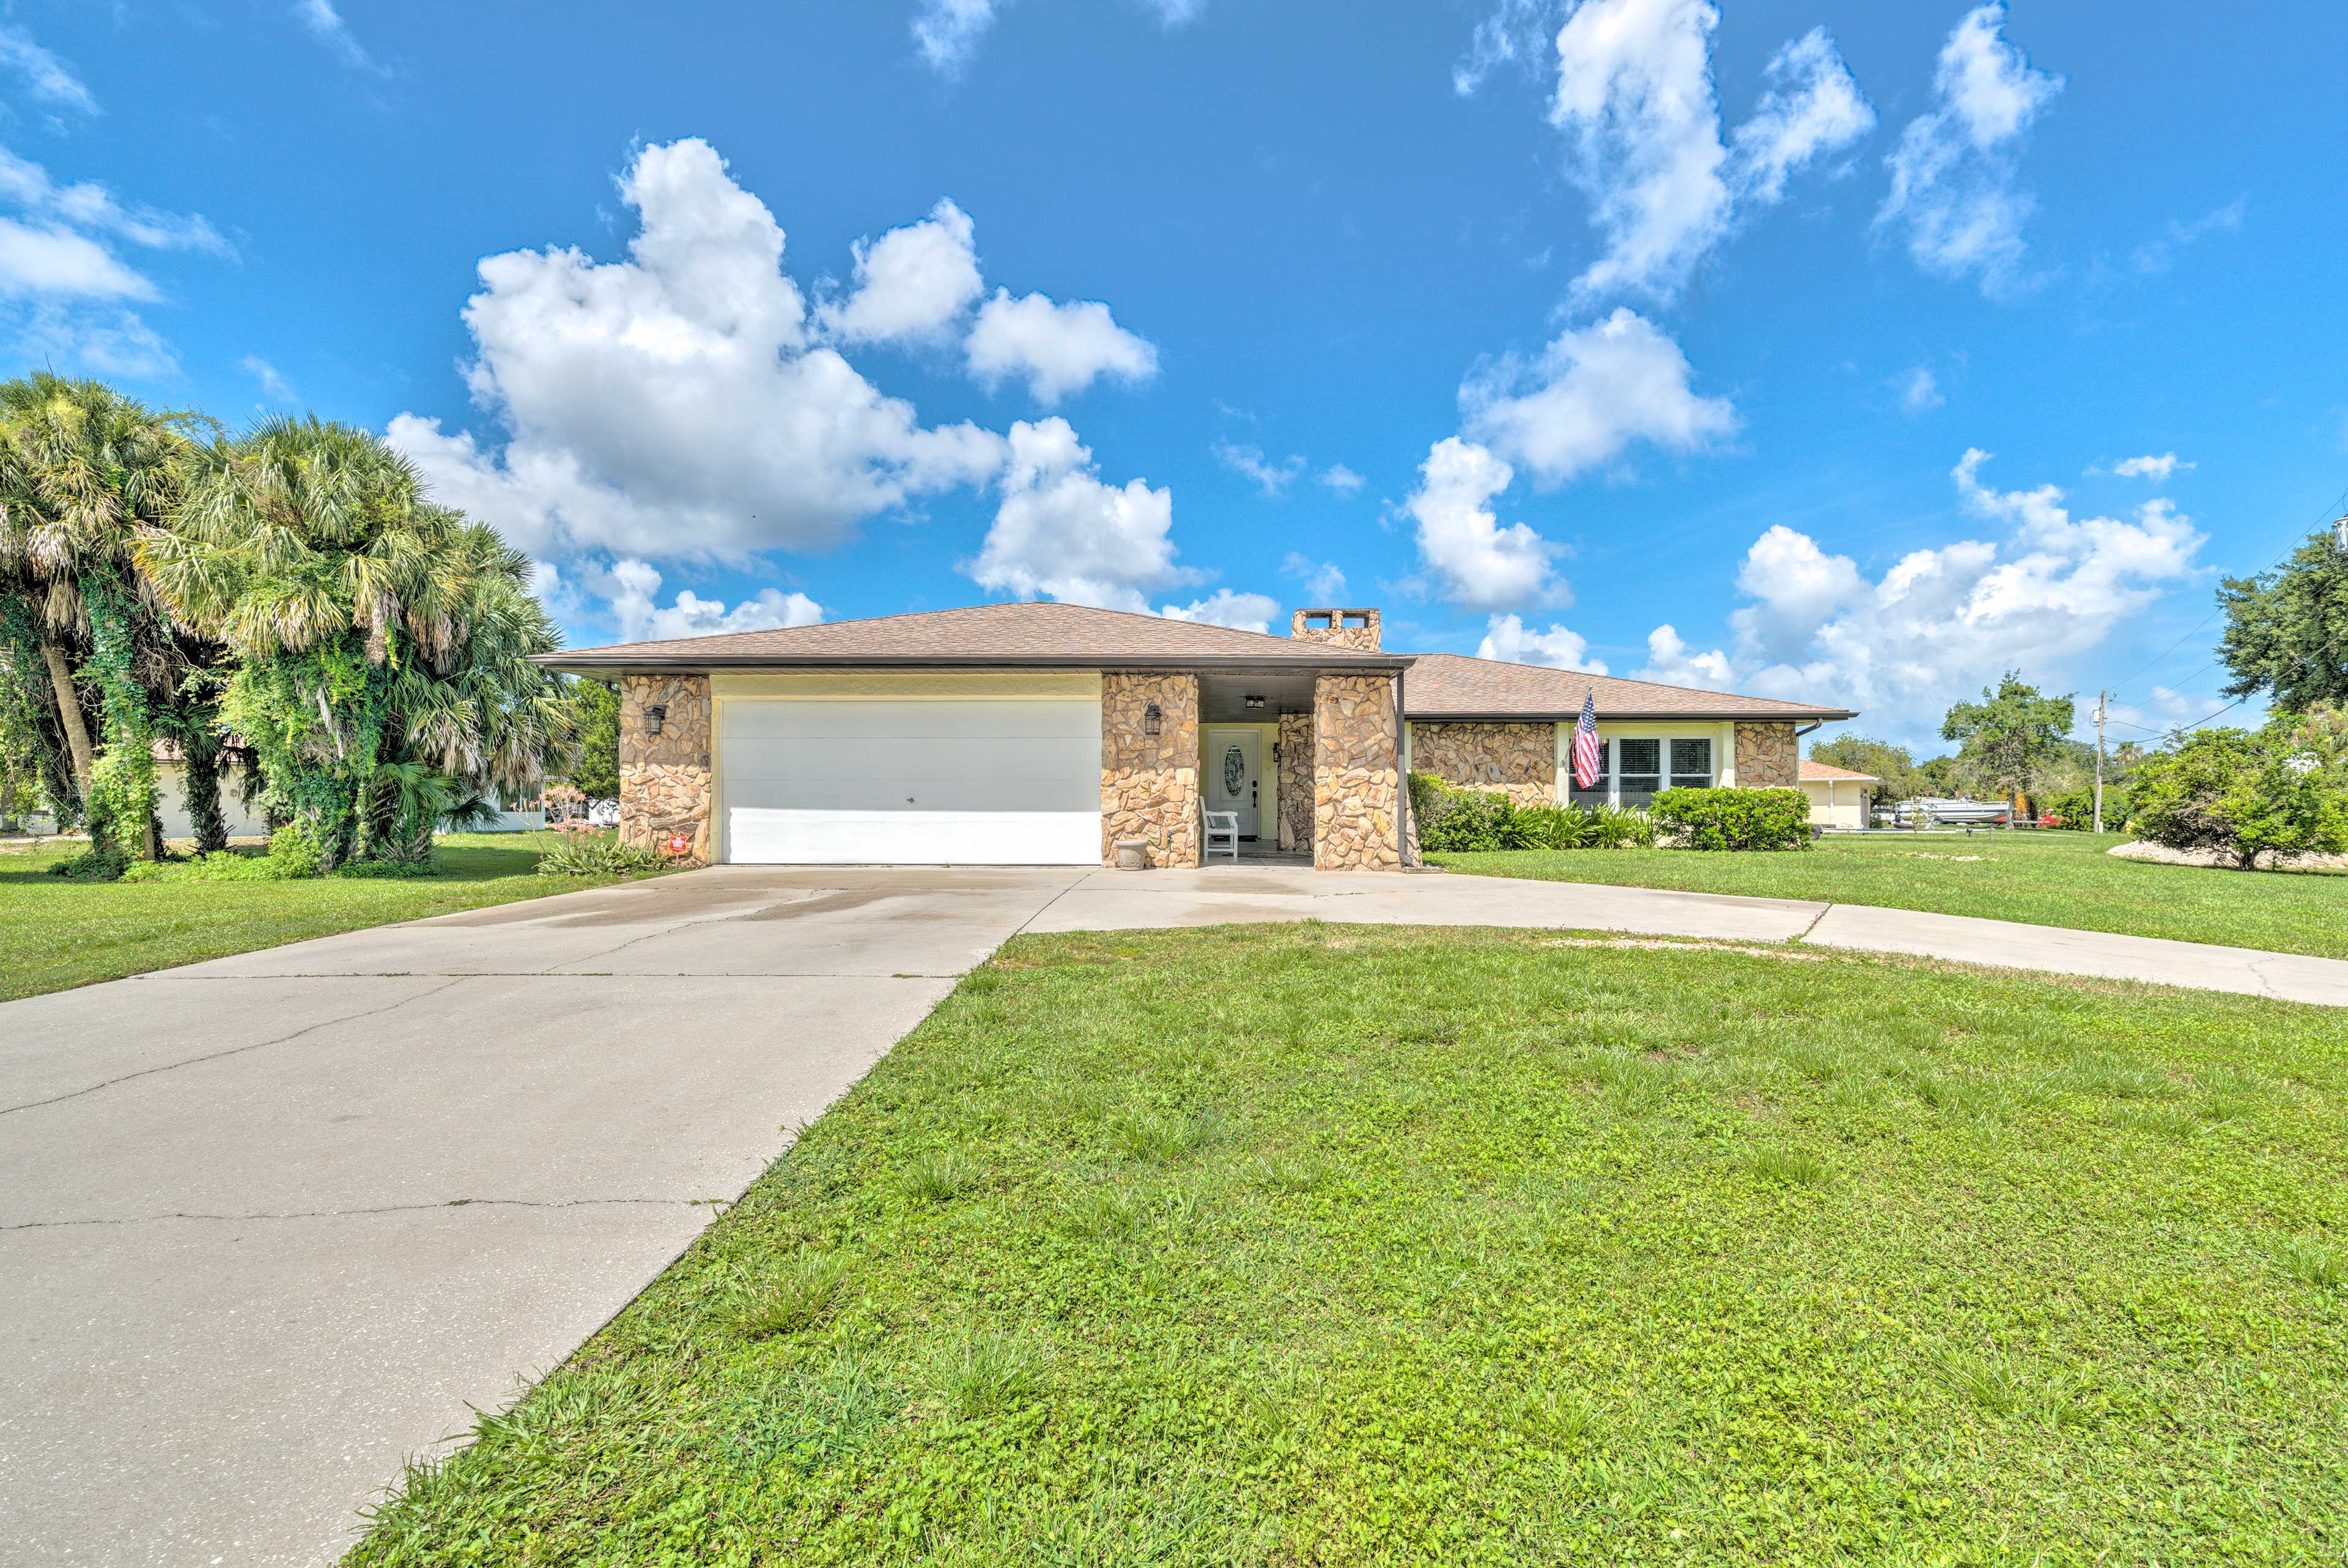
(1102, 671, 1200, 867)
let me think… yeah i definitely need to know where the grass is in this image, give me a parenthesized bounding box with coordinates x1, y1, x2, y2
(0, 831, 657, 1003)
(347, 924, 2348, 1566)
(1431, 828, 2348, 960)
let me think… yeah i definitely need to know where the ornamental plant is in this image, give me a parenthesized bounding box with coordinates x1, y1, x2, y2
(2127, 720, 2348, 869)
(1649, 786, 1813, 851)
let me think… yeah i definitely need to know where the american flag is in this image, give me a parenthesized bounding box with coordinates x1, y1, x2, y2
(1571, 691, 1602, 791)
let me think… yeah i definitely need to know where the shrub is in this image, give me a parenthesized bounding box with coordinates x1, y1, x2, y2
(1650, 787, 1812, 850)
(536, 830, 666, 878)
(1508, 804, 1592, 850)
(2040, 784, 2127, 831)
(1582, 803, 1657, 849)
(265, 821, 325, 877)
(1409, 773, 1653, 853)
(2128, 723, 2348, 869)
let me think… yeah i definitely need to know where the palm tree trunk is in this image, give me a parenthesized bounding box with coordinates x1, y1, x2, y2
(39, 639, 94, 804)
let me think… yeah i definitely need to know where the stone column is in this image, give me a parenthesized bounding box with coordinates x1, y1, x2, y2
(619, 674, 712, 863)
(1276, 710, 1313, 852)
(1313, 674, 1403, 871)
(1732, 721, 1799, 787)
(1101, 672, 1200, 867)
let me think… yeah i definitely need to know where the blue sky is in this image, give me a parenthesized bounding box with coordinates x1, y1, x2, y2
(5, 0, 2343, 750)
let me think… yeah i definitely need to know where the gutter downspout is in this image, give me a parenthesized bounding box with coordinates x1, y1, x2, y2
(1395, 669, 1411, 868)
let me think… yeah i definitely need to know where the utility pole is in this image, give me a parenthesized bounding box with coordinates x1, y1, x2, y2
(2092, 690, 2108, 836)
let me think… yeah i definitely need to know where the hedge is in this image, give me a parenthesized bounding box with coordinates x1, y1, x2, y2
(1648, 786, 1813, 851)
(1408, 773, 1654, 853)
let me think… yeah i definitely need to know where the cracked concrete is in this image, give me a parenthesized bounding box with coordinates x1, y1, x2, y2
(7, 861, 2341, 1568)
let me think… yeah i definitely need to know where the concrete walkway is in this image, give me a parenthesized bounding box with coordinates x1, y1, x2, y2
(4, 864, 2342, 1567)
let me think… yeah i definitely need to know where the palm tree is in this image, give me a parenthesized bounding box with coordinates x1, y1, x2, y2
(142, 416, 573, 866)
(0, 374, 212, 856)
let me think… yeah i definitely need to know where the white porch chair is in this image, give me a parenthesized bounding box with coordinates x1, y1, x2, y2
(1203, 809, 1241, 862)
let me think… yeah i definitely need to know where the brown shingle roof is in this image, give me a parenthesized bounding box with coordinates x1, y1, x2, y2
(1799, 759, 1879, 782)
(1403, 652, 1854, 722)
(537, 600, 1406, 671)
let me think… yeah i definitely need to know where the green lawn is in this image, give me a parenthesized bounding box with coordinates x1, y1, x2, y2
(1432, 830, 2348, 960)
(350, 926, 2346, 1566)
(0, 832, 652, 1003)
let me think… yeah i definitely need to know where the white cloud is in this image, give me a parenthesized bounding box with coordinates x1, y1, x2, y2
(1479, 613, 1609, 673)
(1878, 3, 2063, 297)
(1213, 440, 1305, 496)
(912, 0, 1001, 78)
(2111, 452, 2190, 482)
(2132, 198, 2243, 275)
(1318, 463, 1365, 495)
(1405, 437, 1560, 609)
(390, 139, 1008, 563)
(966, 288, 1158, 403)
(1727, 27, 1877, 205)
(1454, 0, 1556, 97)
(596, 558, 824, 644)
(0, 26, 96, 114)
(1634, 624, 1738, 690)
(1282, 552, 1346, 600)
(1635, 451, 2206, 730)
(0, 219, 151, 300)
(1140, 0, 1206, 25)
(965, 417, 1191, 611)
(815, 198, 982, 345)
(295, 0, 383, 72)
(10, 305, 175, 377)
(1545, 1, 1870, 303)
(1894, 366, 1943, 413)
(0, 147, 227, 256)
(1161, 589, 1278, 633)
(1461, 307, 1735, 485)
(241, 355, 295, 401)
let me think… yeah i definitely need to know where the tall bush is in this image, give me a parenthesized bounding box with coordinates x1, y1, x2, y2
(2127, 722, 2348, 869)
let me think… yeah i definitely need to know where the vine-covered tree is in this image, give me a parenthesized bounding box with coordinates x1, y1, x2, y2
(0, 374, 224, 866)
(2216, 528, 2348, 713)
(141, 417, 575, 867)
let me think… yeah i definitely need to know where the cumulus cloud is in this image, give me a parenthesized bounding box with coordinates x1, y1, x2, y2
(1634, 451, 2204, 729)
(1878, 2, 2064, 296)
(1479, 613, 1609, 673)
(596, 558, 824, 644)
(1318, 463, 1365, 495)
(966, 288, 1158, 403)
(1283, 553, 1346, 600)
(1461, 307, 1735, 486)
(1894, 366, 1943, 413)
(1213, 440, 1306, 496)
(912, 0, 1001, 78)
(1405, 438, 1560, 609)
(816, 198, 982, 345)
(966, 417, 1192, 611)
(2111, 452, 2190, 481)
(0, 25, 96, 114)
(1161, 589, 1279, 633)
(390, 139, 1008, 563)
(1545, 0, 1871, 303)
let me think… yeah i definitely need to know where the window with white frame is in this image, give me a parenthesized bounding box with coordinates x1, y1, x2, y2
(1669, 738, 1714, 790)
(1566, 733, 1719, 809)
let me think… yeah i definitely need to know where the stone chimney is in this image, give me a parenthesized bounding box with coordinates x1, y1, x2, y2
(1290, 607, 1381, 652)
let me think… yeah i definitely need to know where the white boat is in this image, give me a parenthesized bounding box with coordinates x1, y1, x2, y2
(1892, 797, 2011, 826)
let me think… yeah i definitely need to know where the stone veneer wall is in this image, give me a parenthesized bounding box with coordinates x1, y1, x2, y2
(1409, 722, 1557, 806)
(1313, 674, 1403, 871)
(619, 674, 712, 864)
(1102, 672, 1200, 867)
(1733, 721, 1800, 788)
(1275, 710, 1313, 852)
(1288, 608, 1382, 652)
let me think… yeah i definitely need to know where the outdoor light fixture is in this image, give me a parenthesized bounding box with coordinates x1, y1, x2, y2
(1245, 694, 1265, 709)
(644, 702, 667, 737)
(1143, 702, 1162, 737)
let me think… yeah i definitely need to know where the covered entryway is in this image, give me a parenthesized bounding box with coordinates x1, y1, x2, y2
(717, 690, 1102, 864)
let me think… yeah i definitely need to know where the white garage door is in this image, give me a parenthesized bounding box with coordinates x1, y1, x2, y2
(720, 698, 1102, 865)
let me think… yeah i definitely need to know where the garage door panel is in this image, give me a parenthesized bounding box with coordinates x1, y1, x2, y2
(719, 696, 1104, 866)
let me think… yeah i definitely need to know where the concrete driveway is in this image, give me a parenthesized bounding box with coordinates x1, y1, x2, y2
(5, 862, 2344, 1567)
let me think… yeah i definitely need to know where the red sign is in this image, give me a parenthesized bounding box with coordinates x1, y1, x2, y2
(665, 833, 690, 858)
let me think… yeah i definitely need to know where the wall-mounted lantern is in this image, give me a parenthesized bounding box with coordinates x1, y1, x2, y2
(1142, 701, 1162, 737)
(1244, 694, 1265, 709)
(644, 702, 668, 737)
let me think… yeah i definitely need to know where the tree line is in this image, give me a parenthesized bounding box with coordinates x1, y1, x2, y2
(0, 374, 576, 878)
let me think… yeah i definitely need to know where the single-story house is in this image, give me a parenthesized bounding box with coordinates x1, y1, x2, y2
(152, 740, 268, 844)
(1798, 759, 1878, 829)
(536, 603, 1855, 871)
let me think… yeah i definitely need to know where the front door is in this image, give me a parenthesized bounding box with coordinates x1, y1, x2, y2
(1205, 728, 1261, 839)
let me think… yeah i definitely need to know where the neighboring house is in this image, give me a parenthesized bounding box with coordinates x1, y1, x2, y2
(151, 740, 269, 844)
(1798, 759, 1878, 829)
(537, 603, 1856, 872)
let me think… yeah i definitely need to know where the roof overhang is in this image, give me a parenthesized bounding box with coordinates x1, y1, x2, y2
(1405, 708, 1858, 724)
(536, 652, 1416, 681)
